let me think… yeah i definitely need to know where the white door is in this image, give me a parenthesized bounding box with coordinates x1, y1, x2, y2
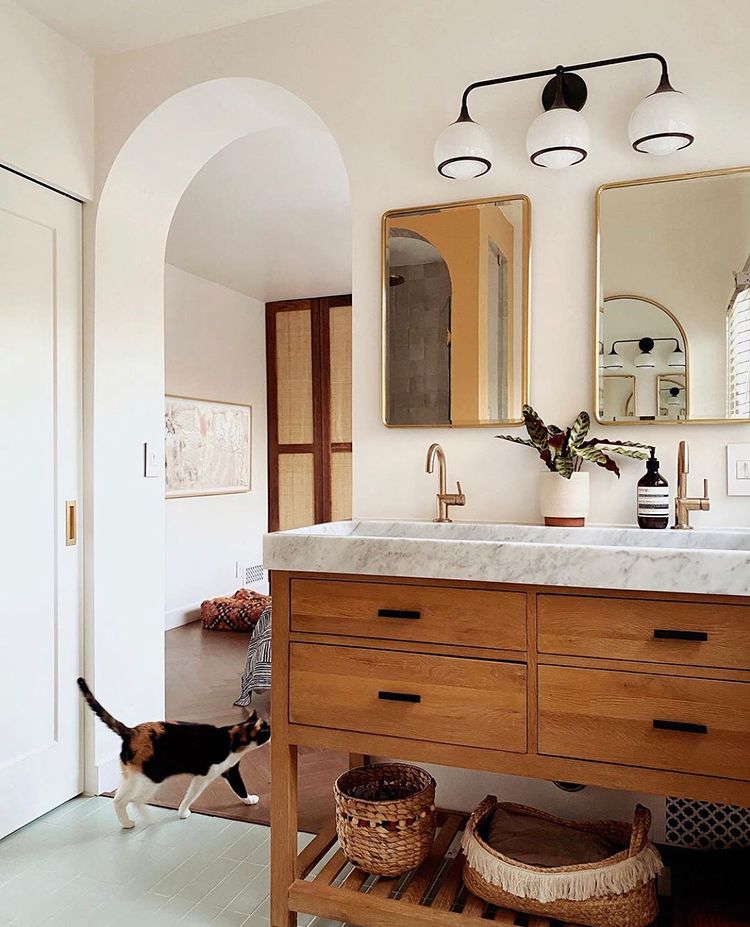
(0, 169, 82, 837)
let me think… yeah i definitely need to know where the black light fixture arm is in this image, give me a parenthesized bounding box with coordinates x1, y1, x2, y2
(458, 52, 670, 119)
(609, 336, 681, 353)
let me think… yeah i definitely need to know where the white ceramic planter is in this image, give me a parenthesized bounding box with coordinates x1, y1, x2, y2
(538, 470, 590, 527)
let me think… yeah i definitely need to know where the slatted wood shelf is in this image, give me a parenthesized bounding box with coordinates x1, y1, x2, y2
(292, 811, 587, 927)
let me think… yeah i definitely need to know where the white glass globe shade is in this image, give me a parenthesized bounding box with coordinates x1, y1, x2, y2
(604, 353, 623, 370)
(526, 107, 589, 169)
(434, 119, 493, 179)
(667, 348, 686, 368)
(629, 89, 696, 155)
(635, 351, 656, 368)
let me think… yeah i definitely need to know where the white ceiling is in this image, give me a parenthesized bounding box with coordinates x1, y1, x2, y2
(15, 0, 330, 54)
(166, 126, 351, 302)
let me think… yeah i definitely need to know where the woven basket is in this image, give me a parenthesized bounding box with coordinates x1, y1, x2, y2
(462, 797, 662, 927)
(334, 763, 436, 877)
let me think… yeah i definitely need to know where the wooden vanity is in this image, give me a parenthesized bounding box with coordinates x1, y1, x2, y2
(270, 570, 750, 927)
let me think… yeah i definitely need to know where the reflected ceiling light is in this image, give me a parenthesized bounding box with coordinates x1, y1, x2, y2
(635, 337, 656, 368)
(667, 341, 686, 368)
(434, 53, 694, 178)
(667, 387, 682, 407)
(604, 347, 623, 370)
(607, 335, 685, 369)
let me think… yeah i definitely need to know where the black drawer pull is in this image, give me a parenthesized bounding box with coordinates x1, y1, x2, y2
(378, 691, 421, 704)
(653, 629, 708, 642)
(653, 719, 708, 735)
(377, 608, 421, 620)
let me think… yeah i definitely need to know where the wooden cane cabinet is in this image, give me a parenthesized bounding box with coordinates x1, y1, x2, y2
(270, 571, 750, 927)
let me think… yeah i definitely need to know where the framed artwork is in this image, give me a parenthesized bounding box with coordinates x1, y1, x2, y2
(165, 395, 251, 498)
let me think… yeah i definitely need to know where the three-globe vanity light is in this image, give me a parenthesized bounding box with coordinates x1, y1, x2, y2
(604, 337, 686, 371)
(434, 53, 695, 178)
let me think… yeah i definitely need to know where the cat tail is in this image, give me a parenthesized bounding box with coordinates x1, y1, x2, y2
(77, 678, 131, 739)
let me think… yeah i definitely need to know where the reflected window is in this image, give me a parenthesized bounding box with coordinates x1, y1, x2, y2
(727, 263, 750, 419)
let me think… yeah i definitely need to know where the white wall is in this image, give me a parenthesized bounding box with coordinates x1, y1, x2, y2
(90, 0, 750, 799)
(164, 265, 268, 630)
(93, 0, 750, 529)
(0, 1, 93, 198)
(89, 80, 328, 790)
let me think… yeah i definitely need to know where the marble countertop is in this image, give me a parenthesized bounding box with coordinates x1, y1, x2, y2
(263, 520, 750, 597)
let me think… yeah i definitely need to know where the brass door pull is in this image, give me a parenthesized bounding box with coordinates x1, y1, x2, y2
(65, 500, 77, 546)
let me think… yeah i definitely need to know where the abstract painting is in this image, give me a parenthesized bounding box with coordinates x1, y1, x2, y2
(165, 395, 251, 498)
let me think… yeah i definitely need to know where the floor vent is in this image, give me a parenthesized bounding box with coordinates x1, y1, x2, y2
(666, 796, 750, 850)
(242, 563, 266, 587)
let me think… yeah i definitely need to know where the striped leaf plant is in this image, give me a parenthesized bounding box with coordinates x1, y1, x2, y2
(497, 405, 650, 479)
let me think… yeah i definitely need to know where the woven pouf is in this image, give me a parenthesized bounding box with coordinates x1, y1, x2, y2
(200, 589, 271, 631)
(334, 763, 436, 877)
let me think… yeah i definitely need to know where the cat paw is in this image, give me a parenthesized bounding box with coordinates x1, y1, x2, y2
(178, 808, 191, 820)
(121, 820, 135, 830)
(241, 795, 260, 806)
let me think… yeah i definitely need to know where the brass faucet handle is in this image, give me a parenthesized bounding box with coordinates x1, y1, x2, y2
(439, 482, 466, 507)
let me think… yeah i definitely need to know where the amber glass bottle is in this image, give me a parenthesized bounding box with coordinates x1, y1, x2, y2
(637, 448, 669, 529)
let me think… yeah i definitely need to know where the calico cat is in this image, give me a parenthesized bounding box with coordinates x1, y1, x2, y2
(77, 678, 270, 829)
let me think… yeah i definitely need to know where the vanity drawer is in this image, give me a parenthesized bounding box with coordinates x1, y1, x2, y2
(291, 579, 526, 651)
(537, 594, 750, 670)
(289, 642, 527, 752)
(538, 665, 750, 780)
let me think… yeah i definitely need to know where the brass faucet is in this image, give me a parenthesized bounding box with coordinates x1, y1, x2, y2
(425, 443, 466, 523)
(672, 440, 710, 530)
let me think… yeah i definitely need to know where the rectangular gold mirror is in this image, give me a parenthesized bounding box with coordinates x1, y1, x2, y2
(382, 195, 530, 427)
(597, 166, 750, 424)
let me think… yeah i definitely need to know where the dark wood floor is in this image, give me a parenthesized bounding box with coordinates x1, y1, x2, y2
(157, 621, 347, 833)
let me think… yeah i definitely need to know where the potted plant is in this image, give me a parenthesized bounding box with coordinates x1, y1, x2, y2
(497, 405, 650, 526)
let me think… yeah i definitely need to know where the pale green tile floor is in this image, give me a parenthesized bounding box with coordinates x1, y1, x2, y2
(0, 797, 342, 927)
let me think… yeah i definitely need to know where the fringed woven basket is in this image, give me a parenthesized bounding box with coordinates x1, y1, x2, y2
(462, 797, 662, 927)
(334, 763, 436, 877)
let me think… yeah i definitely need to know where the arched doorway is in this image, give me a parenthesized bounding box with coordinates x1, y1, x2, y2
(88, 78, 350, 791)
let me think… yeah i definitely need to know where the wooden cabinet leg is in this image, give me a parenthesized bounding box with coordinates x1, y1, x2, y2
(271, 740, 298, 927)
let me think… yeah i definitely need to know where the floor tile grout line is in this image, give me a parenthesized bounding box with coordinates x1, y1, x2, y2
(173, 856, 248, 922)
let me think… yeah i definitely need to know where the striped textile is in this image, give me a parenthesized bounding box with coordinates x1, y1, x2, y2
(234, 605, 272, 706)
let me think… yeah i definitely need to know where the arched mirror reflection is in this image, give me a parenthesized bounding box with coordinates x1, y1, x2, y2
(382, 196, 530, 427)
(599, 295, 688, 421)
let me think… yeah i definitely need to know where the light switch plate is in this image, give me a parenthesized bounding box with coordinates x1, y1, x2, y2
(144, 442, 162, 479)
(726, 444, 750, 495)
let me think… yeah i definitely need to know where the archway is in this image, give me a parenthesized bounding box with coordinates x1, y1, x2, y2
(88, 78, 350, 791)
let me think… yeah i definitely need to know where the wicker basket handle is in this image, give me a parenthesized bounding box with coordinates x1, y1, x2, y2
(467, 795, 498, 833)
(628, 803, 652, 856)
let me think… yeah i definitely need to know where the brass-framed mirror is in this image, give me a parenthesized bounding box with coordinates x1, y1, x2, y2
(596, 165, 750, 424)
(382, 195, 530, 427)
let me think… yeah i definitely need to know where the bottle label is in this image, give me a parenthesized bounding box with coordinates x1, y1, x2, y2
(638, 486, 670, 517)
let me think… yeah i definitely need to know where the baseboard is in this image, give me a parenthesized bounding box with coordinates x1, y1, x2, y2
(88, 754, 121, 795)
(164, 605, 202, 630)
